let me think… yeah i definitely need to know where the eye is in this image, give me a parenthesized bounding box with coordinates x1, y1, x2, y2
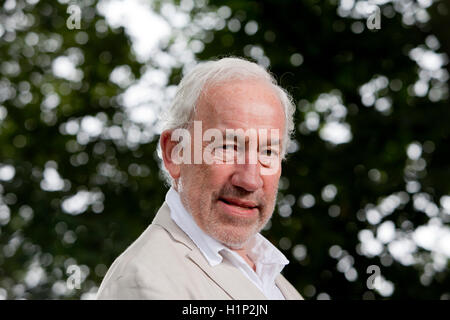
(222, 144, 236, 151)
(260, 148, 278, 157)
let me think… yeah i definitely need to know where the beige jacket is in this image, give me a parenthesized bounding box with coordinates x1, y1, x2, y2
(96, 202, 303, 300)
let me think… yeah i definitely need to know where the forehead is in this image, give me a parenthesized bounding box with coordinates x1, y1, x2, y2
(195, 79, 285, 133)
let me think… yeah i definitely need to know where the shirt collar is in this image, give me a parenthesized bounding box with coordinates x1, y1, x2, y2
(246, 233, 290, 266)
(165, 187, 289, 268)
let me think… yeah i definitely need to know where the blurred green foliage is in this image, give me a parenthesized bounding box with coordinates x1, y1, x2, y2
(0, 0, 449, 299)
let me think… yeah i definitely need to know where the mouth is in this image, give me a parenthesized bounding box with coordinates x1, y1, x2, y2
(218, 197, 259, 217)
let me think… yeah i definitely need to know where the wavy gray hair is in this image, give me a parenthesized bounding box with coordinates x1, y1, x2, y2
(158, 57, 295, 186)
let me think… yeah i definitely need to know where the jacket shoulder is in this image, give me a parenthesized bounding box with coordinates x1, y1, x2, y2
(96, 222, 195, 299)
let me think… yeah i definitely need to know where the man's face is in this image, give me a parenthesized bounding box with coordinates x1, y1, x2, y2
(176, 79, 285, 249)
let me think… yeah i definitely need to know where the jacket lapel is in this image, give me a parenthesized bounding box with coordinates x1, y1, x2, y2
(275, 274, 304, 300)
(152, 202, 267, 300)
(187, 249, 267, 300)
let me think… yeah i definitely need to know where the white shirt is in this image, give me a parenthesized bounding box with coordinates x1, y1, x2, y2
(165, 187, 289, 300)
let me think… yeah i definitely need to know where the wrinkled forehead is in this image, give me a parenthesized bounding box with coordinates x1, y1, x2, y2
(194, 79, 285, 132)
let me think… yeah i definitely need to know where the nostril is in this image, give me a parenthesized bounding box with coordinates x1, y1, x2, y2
(231, 174, 263, 192)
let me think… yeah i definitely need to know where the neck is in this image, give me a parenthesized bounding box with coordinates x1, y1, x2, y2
(232, 247, 256, 272)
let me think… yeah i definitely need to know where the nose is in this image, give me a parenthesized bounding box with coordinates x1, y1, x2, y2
(230, 163, 263, 192)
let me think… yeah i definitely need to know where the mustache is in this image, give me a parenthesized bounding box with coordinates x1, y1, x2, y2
(215, 186, 266, 208)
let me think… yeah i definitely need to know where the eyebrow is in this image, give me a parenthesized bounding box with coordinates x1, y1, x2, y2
(221, 130, 281, 146)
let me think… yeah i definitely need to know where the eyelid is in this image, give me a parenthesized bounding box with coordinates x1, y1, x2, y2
(219, 143, 237, 150)
(260, 147, 279, 154)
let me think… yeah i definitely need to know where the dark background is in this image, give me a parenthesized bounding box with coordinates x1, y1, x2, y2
(0, 0, 449, 299)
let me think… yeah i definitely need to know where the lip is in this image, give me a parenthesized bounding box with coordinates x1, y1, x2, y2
(220, 197, 258, 208)
(218, 197, 259, 217)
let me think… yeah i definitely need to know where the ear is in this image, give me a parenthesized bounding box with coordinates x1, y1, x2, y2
(160, 130, 181, 180)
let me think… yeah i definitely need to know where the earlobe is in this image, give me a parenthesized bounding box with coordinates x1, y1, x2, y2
(160, 130, 181, 180)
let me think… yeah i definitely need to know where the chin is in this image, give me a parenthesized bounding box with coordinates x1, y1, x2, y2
(223, 242, 247, 250)
(212, 226, 257, 249)
(217, 236, 249, 250)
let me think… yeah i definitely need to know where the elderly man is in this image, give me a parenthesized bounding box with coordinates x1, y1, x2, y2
(96, 57, 303, 300)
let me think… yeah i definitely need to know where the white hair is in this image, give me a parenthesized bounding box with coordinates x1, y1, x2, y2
(158, 56, 296, 186)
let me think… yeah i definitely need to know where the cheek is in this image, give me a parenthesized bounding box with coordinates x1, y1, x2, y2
(180, 163, 233, 193)
(179, 165, 203, 195)
(263, 175, 280, 197)
(203, 163, 234, 185)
